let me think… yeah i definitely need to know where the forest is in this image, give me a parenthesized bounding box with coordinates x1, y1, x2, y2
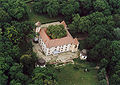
(0, 0, 120, 85)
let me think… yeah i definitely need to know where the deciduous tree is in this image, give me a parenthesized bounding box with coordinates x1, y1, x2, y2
(0, 8, 11, 22)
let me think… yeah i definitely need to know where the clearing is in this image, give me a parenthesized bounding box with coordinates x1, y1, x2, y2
(55, 62, 98, 85)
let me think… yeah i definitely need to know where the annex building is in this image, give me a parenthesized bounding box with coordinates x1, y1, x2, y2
(36, 21, 79, 56)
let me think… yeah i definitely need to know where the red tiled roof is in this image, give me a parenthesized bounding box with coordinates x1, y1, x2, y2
(39, 21, 79, 48)
(73, 38, 79, 45)
(61, 21, 67, 28)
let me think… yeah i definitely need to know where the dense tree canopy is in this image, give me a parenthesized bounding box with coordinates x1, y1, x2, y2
(0, 8, 11, 22)
(30, 67, 58, 85)
(32, 0, 49, 14)
(69, 12, 115, 33)
(46, 0, 60, 17)
(1, 0, 28, 20)
(20, 54, 37, 75)
(0, 0, 120, 85)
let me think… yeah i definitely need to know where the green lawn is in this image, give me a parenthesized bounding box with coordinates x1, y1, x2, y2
(27, 3, 63, 24)
(55, 62, 98, 85)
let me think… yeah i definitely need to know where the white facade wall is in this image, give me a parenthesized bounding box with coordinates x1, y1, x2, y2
(45, 44, 72, 55)
(70, 44, 79, 52)
(39, 36, 47, 55)
(39, 36, 78, 56)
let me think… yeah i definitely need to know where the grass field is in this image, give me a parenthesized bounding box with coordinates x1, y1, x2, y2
(55, 62, 98, 85)
(27, 3, 63, 24)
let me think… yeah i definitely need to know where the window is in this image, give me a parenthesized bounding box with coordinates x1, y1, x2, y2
(48, 50, 50, 53)
(75, 45, 77, 48)
(59, 48, 61, 51)
(65, 48, 67, 51)
(54, 47, 57, 51)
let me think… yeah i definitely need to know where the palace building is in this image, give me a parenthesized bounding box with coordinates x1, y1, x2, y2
(36, 21, 79, 56)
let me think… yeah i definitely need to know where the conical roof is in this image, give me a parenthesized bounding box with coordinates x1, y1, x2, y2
(35, 21, 41, 27)
(82, 49, 87, 54)
(37, 58, 46, 66)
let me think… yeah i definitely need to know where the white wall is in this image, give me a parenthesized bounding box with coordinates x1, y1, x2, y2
(39, 35, 78, 56)
(39, 36, 47, 55)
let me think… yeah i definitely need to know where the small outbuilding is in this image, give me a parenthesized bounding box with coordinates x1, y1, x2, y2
(35, 21, 41, 33)
(33, 37, 39, 43)
(35, 21, 41, 27)
(36, 58, 46, 67)
(80, 49, 87, 60)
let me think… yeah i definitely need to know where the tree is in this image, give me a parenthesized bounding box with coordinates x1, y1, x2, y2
(113, 14, 120, 27)
(5, 26, 19, 44)
(46, 0, 60, 17)
(9, 63, 29, 84)
(89, 25, 114, 40)
(31, 67, 58, 85)
(0, 8, 11, 22)
(61, 3, 75, 16)
(114, 28, 120, 40)
(110, 41, 120, 57)
(69, 14, 91, 33)
(61, 0, 79, 16)
(20, 54, 37, 75)
(9, 63, 23, 79)
(10, 80, 22, 85)
(88, 39, 111, 62)
(110, 74, 120, 85)
(0, 57, 10, 72)
(32, 0, 49, 14)
(47, 25, 67, 39)
(1, 0, 28, 20)
(79, 0, 93, 15)
(100, 58, 108, 68)
(9, 45, 21, 62)
(99, 79, 107, 85)
(32, 2, 45, 14)
(0, 71, 8, 85)
(69, 12, 115, 33)
(68, 14, 80, 33)
(9, 21, 35, 52)
(61, 0, 79, 21)
(98, 68, 106, 80)
(108, 0, 120, 14)
(93, 0, 110, 12)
